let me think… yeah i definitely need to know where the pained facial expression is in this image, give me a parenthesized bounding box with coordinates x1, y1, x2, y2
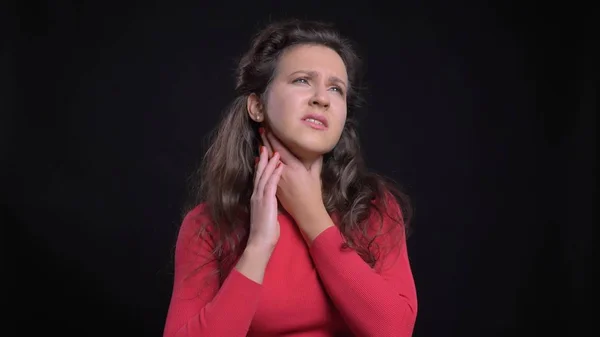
(254, 44, 348, 160)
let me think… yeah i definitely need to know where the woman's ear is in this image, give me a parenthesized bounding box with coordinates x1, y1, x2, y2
(247, 93, 264, 122)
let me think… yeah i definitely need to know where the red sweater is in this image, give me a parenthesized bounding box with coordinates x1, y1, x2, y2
(163, 199, 417, 337)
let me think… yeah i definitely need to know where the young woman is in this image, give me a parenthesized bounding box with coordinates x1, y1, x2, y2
(163, 19, 418, 337)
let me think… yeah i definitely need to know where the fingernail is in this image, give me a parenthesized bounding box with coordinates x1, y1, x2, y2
(259, 127, 265, 134)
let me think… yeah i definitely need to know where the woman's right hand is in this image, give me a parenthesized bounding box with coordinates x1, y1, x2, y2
(248, 146, 284, 250)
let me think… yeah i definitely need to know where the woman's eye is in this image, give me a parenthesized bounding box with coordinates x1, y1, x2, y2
(293, 78, 344, 95)
(331, 86, 344, 95)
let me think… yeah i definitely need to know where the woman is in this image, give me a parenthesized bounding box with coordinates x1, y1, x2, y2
(163, 19, 418, 337)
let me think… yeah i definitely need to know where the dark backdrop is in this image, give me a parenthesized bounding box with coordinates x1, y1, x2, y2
(5, 1, 593, 336)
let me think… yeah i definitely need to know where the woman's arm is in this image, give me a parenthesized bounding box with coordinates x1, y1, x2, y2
(307, 198, 418, 337)
(162, 206, 271, 337)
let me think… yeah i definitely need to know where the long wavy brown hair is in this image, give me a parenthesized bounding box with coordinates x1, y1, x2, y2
(184, 19, 413, 284)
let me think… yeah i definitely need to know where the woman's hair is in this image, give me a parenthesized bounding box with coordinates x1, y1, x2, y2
(185, 19, 413, 284)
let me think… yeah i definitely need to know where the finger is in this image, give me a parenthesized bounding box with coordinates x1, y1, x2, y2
(264, 161, 284, 197)
(257, 152, 280, 196)
(256, 152, 280, 196)
(260, 130, 274, 158)
(254, 145, 269, 186)
(253, 145, 265, 185)
(266, 131, 300, 166)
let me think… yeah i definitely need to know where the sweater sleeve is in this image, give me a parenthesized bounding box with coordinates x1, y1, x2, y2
(308, 197, 418, 337)
(163, 205, 262, 337)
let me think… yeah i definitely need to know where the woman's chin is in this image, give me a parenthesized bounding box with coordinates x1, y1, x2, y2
(287, 141, 333, 161)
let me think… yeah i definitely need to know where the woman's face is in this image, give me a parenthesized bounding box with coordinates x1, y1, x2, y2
(249, 44, 348, 161)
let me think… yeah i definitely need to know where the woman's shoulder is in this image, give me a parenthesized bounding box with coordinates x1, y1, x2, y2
(177, 202, 217, 246)
(184, 202, 211, 220)
(363, 189, 407, 237)
(370, 189, 404, 219)
(365, 190, 408, 258)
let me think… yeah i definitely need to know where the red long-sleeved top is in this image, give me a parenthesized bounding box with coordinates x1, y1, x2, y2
(163, 198, 417, 337)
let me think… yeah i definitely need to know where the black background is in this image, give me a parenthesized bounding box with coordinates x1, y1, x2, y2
(5, 1, 594, 336)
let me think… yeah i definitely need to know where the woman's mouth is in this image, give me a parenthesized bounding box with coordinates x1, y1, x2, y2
(301, 114, 328, 130)
(302, 118, 328, 130)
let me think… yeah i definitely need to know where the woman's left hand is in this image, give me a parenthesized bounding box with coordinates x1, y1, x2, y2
(260, 128, 327, 228)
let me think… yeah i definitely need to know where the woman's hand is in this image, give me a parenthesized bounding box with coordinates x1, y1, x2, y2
(247, 145, 285, 251)
(259, 128, 332, 241)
